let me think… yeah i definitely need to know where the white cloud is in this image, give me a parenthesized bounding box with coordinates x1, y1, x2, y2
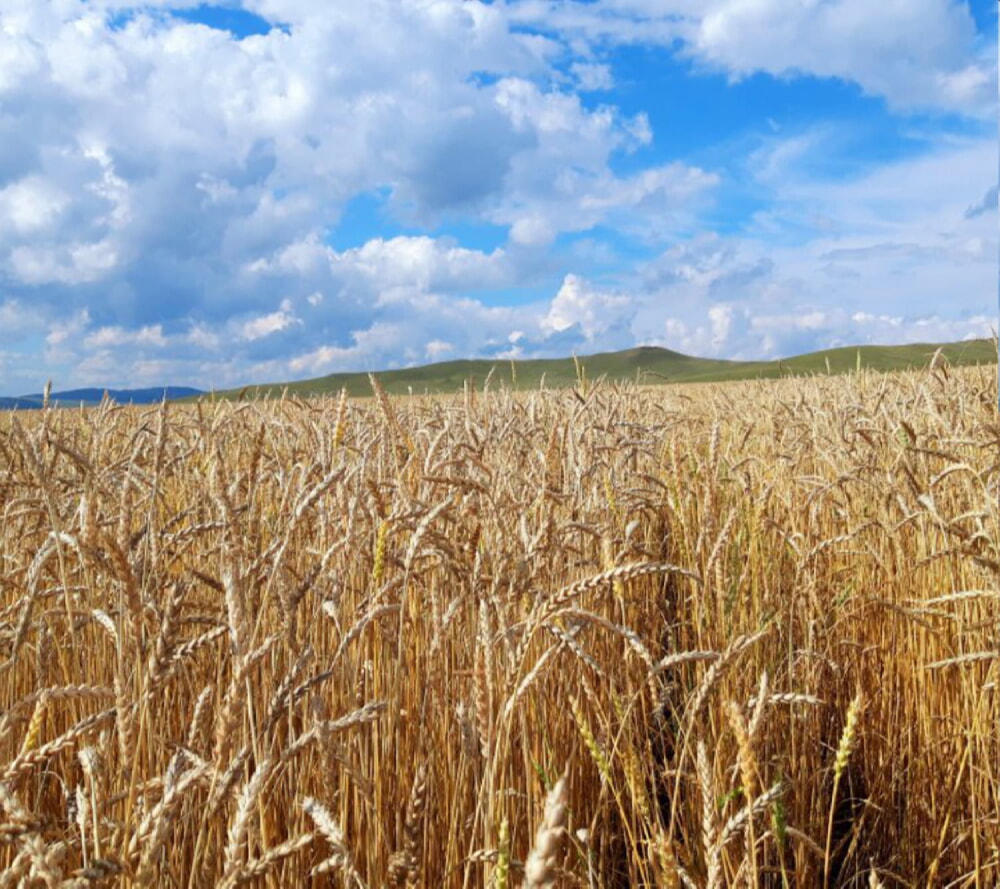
(9, 242, 119, 285)
(85, 325, 168, 349)
(542, 274, 633, 341)
(346, 237, 510, 297)
(692, 0, 993, 113)
(239, 309, 299, 341)
(0, 177, 68, 233)
(489, 77, 718, 244)
(509, 0, 995, 115)
(570, 61, 613, 91)
(0, 299, 45, 338)
(425, 340, 454, 360)
(186, 324, 221, 349)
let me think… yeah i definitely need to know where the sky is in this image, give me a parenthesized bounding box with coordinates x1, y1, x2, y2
(0, 0, 996, 393)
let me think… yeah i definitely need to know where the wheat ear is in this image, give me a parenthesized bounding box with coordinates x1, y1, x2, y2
(523, 775, 568, 889)
(824, 691, 863, 889)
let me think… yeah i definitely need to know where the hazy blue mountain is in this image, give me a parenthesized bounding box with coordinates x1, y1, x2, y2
(0, 387, 204, 410)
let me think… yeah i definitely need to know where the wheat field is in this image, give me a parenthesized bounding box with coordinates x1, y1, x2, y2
(0, 363, 997, 887)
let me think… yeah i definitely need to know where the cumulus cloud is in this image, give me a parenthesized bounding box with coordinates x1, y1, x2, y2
(484, 78, 716, 246)
(541, 274, 634, 342)
(570, 62, 613, 91)
(0, 177, 68, 233)
(0, 299, 46, 339)
(691, 0, 993, 114)
(508, 0, 995, 115)
(85, 325, 168, 349)
(239, 309, 299, 341)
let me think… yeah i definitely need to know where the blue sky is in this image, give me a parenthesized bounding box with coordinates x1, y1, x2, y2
(0, 0, 996, 392)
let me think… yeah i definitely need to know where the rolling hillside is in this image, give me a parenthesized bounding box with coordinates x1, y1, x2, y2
(3, 340, 994, 409)
(213, 337, 997, 399)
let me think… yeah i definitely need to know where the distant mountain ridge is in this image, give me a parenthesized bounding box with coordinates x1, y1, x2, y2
(0, 386, 204, 410)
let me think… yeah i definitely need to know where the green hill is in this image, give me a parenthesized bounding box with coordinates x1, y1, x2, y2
(211, 338, 997, 400)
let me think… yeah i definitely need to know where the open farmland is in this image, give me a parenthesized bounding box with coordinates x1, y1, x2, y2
(0, 364, 997, 887)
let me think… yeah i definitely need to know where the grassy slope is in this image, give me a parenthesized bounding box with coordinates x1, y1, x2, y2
(215, 338, 997, 399)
